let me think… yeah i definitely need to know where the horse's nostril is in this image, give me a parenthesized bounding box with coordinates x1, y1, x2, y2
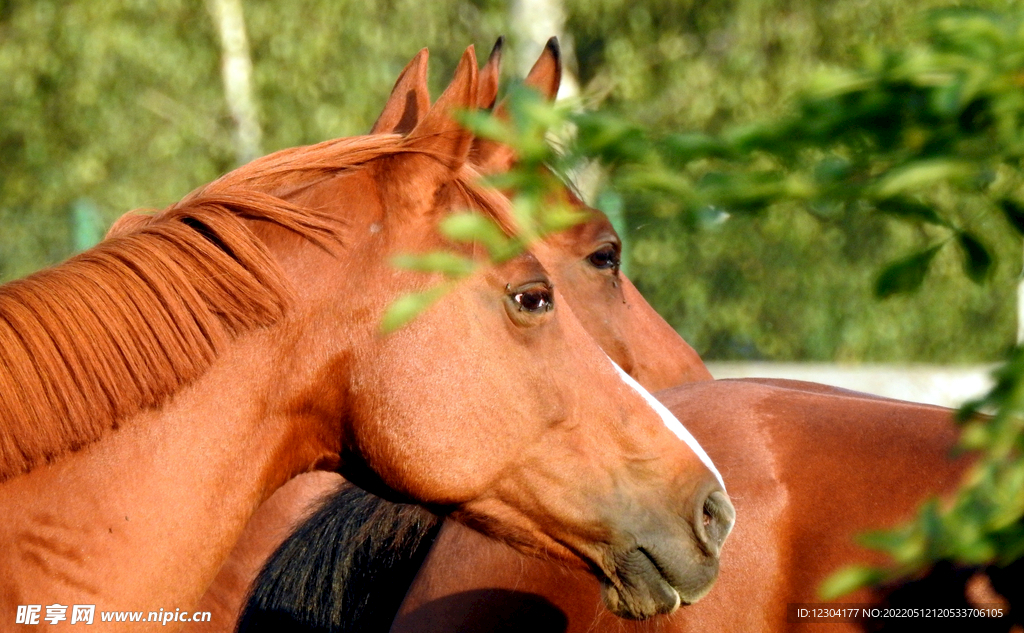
(697, 490, 735, 555)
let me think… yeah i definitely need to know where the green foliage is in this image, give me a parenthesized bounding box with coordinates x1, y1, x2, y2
(440, 213, 516, 261)
(875, 244, 945, 299)
(478, 5, 1024, 600)
(562, 0, 1017, 362)
(379, 282, 456, 334)
(819, 565, 887, 602)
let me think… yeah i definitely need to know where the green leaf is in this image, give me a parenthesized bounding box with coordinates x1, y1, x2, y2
(957, 231, 994, 283)
(538, 204, 590, 234)
(379, 283, 453, 334)
(994, 525, 1024, 565)
(858, 528, 913, 553)
(956, 536, 998, 564)
(872, 160, 973, 197)
(455, 109, 511, 143)
(440, 213, 514, 260)
(392, 252, 477, 278)
(874, 197, 949, 227)
(874, 244, 944, 298)
(819, 565, 887, 600)
(997, 198, 1024, 235)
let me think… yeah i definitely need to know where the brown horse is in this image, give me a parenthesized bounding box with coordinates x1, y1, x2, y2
(392, 379, 970, 633)
(0, 45, 731, 629)
(228, 40, 977, 633)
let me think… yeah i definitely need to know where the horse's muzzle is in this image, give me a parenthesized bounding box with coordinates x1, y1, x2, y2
(600, 485, 735, 620)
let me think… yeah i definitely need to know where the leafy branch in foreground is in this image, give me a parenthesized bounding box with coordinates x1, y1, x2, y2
(569, 8, 1024, 299)
(431, 6, 1024, 607)
(391, 8, 1024, 608)
(594, 7, 1024, 602)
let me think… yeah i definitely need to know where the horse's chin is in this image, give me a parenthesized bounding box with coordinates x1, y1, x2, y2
(598, 546, 717, 620)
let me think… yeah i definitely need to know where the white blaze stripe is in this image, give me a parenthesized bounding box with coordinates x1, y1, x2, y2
(610, 360, 725, 490)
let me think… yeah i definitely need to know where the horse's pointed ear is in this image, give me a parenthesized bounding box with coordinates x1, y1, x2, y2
(472, 37, 562, 174)
(404, 45, 479, 172)
(523, 37, 562, 101)
(371, 48, 431, 135)
(477, 37, 504, 110)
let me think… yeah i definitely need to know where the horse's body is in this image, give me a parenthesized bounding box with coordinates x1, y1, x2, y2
(391, 379, 970, 633)
(0, 45, 731, 630)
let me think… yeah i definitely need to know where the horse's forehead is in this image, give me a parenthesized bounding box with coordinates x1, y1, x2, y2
(491, 251, 549, 280)
(536, 215, 616, 265)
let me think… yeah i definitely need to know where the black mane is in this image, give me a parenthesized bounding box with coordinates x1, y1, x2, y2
(237, 483, 442, 633)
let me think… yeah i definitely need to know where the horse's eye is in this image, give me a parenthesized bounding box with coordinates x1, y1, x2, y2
(512, 288, 553, 313)
(588, 245, 620, 272)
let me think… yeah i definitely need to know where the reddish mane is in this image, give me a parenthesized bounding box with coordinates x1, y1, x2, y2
(0, 191, 335, 482)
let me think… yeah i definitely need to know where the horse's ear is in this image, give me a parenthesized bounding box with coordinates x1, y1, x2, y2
(371, 48, 431, 135)
(473, 37, 562, 174)
(403, 45, 479, 173)
(477, 37, 504, 110)
(523, 37, 562, 102)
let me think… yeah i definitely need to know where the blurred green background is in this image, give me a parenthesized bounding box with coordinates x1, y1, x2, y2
(1, 0, 1018, 362)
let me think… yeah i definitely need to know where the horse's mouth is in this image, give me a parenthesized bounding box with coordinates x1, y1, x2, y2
(598, 545, 717, 620)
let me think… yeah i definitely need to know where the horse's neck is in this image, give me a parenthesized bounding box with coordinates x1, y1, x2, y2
(0, 330, 315, 620)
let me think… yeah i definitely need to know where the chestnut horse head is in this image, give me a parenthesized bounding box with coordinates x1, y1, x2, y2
(219, 40, 730, 629)
(0, 44, 731, 617)
(314, 41, 727, 614)
(263, 45, 730, 615)
(369, 37, 711, 396)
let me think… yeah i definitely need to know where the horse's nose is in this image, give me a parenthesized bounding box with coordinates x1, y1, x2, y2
(695, 489, 734, 556)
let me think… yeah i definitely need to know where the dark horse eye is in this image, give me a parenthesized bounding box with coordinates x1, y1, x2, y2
(588, 245, 620, 272)
(512, 288, 553, 313)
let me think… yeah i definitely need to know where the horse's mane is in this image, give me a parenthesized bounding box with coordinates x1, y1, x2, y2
(0, 131, 510, 483)
(237, 484, 442, 633)
(197, 135, 403, 199)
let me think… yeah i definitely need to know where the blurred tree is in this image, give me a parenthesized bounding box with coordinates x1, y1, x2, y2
(207, 0, 261, 164)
